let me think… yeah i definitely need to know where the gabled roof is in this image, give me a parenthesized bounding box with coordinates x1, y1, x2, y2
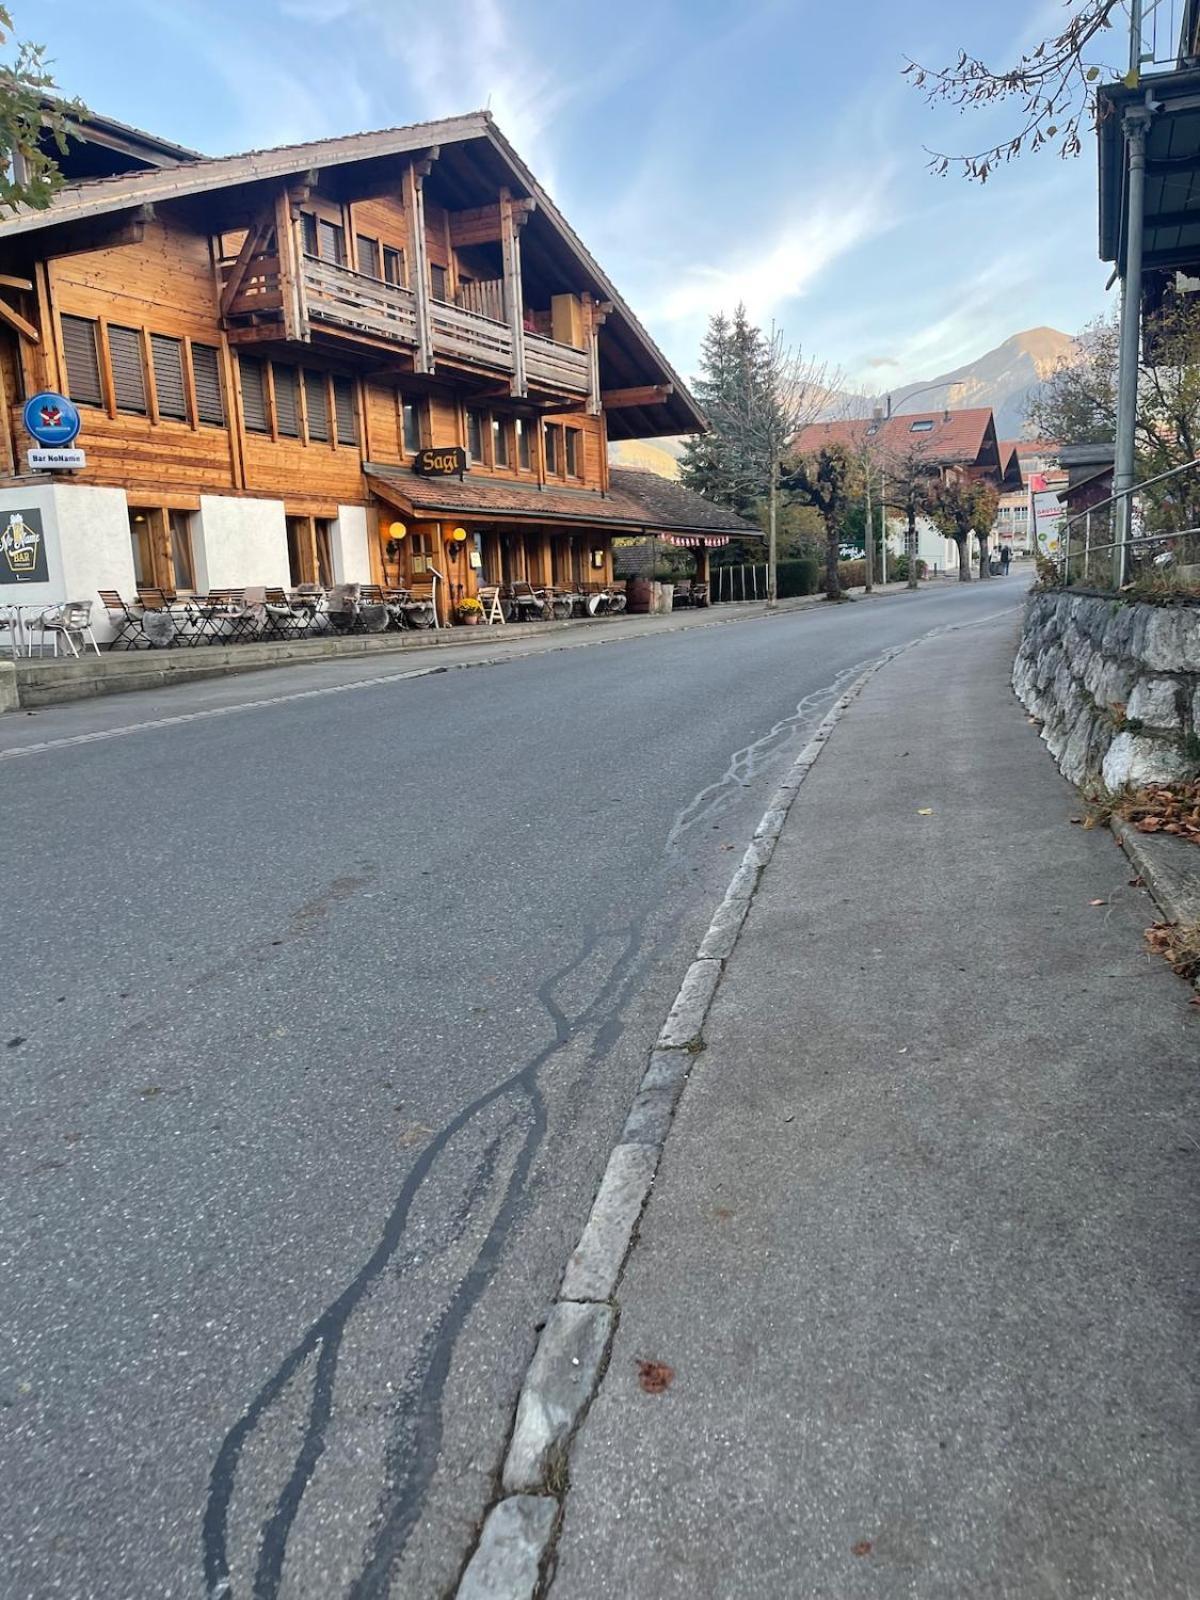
(794, 407, 999, 468)
(0, 111, 704, 440)
(364, 462, 760, 537)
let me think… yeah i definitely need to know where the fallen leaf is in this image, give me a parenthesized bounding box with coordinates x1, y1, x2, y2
(636, 1359, 674, 1394)
(1128, 876, 1145, 888)
(916, 807, 934, 816)
(852, 1540, 874, 1557)
(1089, 899, 1107, 906)
(1189, 996, 1200, 1008)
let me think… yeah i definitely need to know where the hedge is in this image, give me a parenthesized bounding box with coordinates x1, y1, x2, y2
(776, 557, 820, 598)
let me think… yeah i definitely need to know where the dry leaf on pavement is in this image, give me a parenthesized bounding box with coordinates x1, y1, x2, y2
(636, 1359, 674, 1394)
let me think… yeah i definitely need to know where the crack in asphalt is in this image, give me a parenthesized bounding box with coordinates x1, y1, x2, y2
(202, 912, 648, 1600)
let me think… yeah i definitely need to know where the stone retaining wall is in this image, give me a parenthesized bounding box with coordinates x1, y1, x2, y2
(1012, 590, 1200, 789)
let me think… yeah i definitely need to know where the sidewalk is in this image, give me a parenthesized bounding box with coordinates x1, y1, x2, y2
(550, 611, 1199, 1597)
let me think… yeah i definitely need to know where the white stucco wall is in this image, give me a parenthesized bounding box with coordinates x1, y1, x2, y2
(331, 504, 372, 584)
(0, 483, 134, 644)
(196, 495, 290, 590)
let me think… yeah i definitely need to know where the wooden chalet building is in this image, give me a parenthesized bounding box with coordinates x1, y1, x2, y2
(0, 110, 753, 635)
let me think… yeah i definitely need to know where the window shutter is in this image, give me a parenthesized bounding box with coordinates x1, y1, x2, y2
(383, 247, 405, 286)
(333, 376, 357, 445)
(191, 344, 225, 426)
(239, 355, 269, 432)
(151, 334, 187, 420)
(356, 236, 380, 278)
(274, 364, 300, 437)
(305, 370, 329, 441)
(317, 219, 344, 265)
(301, 213, 318, 256)
(60, 315, 102, 407)
(108, 325, 147, 414)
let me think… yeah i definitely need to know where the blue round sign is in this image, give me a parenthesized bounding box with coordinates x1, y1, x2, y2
(24, 391, 81, 447)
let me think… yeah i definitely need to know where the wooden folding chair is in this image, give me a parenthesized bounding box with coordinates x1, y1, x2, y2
(477, 584, 505, 624)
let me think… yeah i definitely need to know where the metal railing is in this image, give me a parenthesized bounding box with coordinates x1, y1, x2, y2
(1056, 456, 1200, 587)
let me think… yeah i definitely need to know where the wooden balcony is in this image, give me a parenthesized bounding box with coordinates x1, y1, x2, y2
(303, 254, 419, 345)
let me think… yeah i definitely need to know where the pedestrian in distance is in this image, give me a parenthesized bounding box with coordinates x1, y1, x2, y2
(1000, 544, 1012, 575)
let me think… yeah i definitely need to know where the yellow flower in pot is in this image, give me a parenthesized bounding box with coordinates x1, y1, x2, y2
(455, 596, 484, 625)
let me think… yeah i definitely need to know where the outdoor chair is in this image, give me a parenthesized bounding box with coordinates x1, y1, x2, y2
(0, 605, 21, 659)
(97, 590, 147, 651)
(477, 584, 506, 625)
(356, 585, 390, 632)
(691, 582, 709, 608)
(263, 587, 307, 640)
(508, 581, 552, 622)
(671, 581, 694, 609)
(326, 583, 360, 633)
(27, 600, 100, 658)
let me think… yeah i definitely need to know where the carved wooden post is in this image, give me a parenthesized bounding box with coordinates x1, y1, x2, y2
(499, 187, 527, 398)
(275, 188, 308, 344)
(403, 151, 438, 375)
(584, 296, 612, 416)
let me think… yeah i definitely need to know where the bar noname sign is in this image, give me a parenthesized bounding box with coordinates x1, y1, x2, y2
(23, 391, 86, 472)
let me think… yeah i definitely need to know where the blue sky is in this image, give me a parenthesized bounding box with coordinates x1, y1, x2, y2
(25, 0, 1125, 388)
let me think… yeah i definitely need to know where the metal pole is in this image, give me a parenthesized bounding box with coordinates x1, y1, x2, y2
(864, 462, 874, 592)
(1114, 95, 1152, 587)
(879, 468, 888, 585)
(1084, 508, 1091, 581)
(767, 470, 778, 608)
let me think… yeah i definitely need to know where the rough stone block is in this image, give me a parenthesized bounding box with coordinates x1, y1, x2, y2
(1127, 674, 1182, 731)
(502, 1302, 613, 1494)
(457, 1496, 558, 1600)
(1102, 730, 1195, 790)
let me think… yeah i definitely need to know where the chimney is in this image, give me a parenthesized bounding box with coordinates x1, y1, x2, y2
(872, 406, 884, 420)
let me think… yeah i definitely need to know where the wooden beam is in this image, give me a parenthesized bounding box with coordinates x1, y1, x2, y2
(403, 151, 437, 374)
(0, 274, 33, 292)
(0, 295, 39, 344)
(219, 217, 270, 319)
(274, 188, 308, 343)
(500, 188, 527, 400)
(45, 206, 154, 260)
(448, 198, 536, 247)
(601, 384, 674, 409)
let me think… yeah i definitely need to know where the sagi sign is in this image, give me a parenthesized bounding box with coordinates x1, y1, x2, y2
(23, 391, 86, 472)
(0, 508, 49, 583)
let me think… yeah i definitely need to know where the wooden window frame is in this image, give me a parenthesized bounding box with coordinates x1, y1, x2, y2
(58, 312, 104, 409)
(544, 422, 562, 477)
(492, 414, 510, 469)
(107, 322, 149, 417)
(129, 504, 197, 594)
(515, 416, 531, 472)
(564, 427, 581, 479)
(400, 394, 422, 456)
(466, 406, 486, 465)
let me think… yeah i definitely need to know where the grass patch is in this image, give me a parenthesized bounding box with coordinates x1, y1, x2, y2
(1145, 921, 1200, 984)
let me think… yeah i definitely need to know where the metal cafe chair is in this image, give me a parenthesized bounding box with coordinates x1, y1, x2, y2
(0, 604, 21, 659)
(98, 589, 149, 650)
(27, 600, 101, 658)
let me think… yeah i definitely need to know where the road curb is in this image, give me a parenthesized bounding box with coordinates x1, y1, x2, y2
(451, 640, 911, 1598)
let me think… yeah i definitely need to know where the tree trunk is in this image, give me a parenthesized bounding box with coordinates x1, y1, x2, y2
(978, 532, 991, 579)
(956, 534, 972, 581)
(824, 522, 840, 598)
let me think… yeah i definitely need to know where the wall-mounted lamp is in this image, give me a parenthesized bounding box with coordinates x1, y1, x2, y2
(447, 526, 468, 560)
(385, 520, 408, 560)
(590, 548, 605, 570)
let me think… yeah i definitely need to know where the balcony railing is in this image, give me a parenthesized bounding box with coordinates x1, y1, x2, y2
(303, 254, 418, 345)
(244, 254, 595, 397)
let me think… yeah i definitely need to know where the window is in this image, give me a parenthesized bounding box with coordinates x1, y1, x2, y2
(492, 416, 509, 467)
(466, 408, 485, 462)
(317, 218, 345, 265)
(401, 396, 421, 455)
(151, 334, 187, 421)
(108, 324, 146, 414)
(168, 510, 196, 591)
(564, 428, 580, 478)
(909, 419, 934, 432)
(333, 376, 357, 445)
(191, 344, 225, 426)
(383, 246, 405, 287)
(61, 314, 102, 407)
(515, 417, 531, 470)
(544, 423, 561, 475)
(411, 530, 432, 575)
(273, 365, 300, 438)
(304, 370, 330, 442)
(301, 213, 318, 255)
(286, 515, 309, 587)
(430, 263, 448, 301)
(239, 356, 269, 432)
(356, 235, 380, 278)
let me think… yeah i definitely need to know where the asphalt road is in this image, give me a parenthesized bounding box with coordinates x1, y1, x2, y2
(0, 581, 1019, 1599)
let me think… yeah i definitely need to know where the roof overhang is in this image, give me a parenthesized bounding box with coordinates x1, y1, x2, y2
(1, 111, 704, 440)
(1098, 68, 1200, 272)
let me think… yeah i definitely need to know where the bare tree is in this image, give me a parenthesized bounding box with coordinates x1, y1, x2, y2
(783, 441, 862, 600)
(926, 475, 1000, 581)
(716, 322, 836, 605)
(880, 433, 943, 587)
(904, 1, 1123, 181)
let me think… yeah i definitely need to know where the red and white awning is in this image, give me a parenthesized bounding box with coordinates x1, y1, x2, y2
(660, 533, 732, 548)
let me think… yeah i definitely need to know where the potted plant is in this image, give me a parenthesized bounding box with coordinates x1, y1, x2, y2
(455, 596, 484, 626)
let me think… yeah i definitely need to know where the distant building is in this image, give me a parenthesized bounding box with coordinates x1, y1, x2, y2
(994, 440, 1067, 554)
(794, 406, 1004, 573)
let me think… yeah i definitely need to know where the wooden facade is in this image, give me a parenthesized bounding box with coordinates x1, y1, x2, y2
(0, 112, 752, 630)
